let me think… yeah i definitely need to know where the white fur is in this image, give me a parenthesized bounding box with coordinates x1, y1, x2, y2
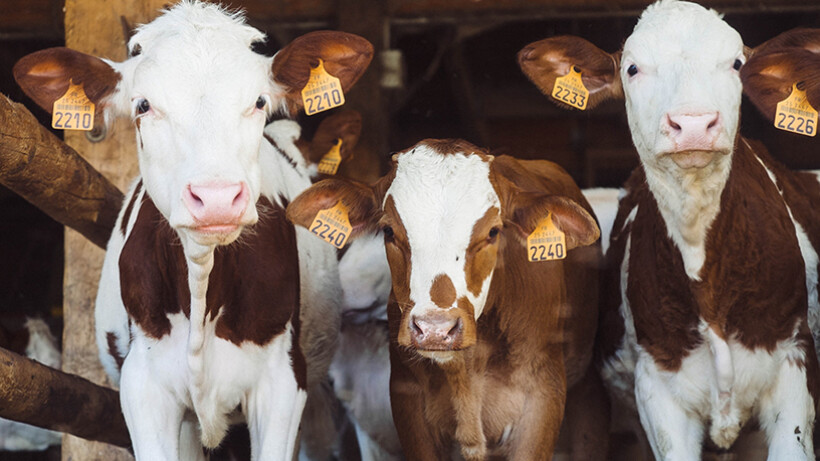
(0, 319, 62, 451)
(581, 187, 621, 255)
(92, 2, 342, 459)
(386, 145, 499, 324)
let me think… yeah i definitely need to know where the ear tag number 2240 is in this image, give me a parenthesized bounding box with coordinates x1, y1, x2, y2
(775, 83, 817, 137)
(309, 201, 351, 249)
(527, 212, 566, 262)
(52, 82, 95, 131)
(302, 59, 345, 116)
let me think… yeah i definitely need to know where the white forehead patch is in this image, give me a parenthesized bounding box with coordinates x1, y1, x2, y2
(387, 144, 500, 317)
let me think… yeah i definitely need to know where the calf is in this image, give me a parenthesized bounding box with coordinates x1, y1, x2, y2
(287, 138, 608, 460)
(519, 1, 820, 459)
(14, 2, 372, 460)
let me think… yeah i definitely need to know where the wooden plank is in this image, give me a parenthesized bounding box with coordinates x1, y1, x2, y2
(0, 346, 129, 448)
(62, 1, 166, 459)
(0, 94, 123, 249)
(0, 0, 63, 39)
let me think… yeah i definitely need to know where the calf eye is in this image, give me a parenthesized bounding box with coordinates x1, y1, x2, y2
(488, 227, 500, 240)
(255, 96, 267, 110)
(627, 64, 639, 77)
(382, 225, 394, 240)
(733, 59, 743, 71)
(136, 99, 151, 115)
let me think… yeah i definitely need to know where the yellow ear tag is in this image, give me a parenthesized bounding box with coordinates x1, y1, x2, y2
(52, 82, 95, 131)
(774, 83, 817, 137)
(317, 139, 343, 175)
(551, 66, 589, 111)
(526, 212, 566, 262)
(301, 59, 345, 116)
(309, 201, 351, 249)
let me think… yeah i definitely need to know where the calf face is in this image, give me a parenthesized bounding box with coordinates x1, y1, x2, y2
(287, 139, 599, 362)
(14, 2, 372, 248)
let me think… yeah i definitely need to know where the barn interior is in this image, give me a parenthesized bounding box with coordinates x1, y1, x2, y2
(1, 0, 819, 459)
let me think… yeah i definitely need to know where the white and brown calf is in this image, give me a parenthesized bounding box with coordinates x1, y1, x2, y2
(287, 138, 608, 460)
(520, 1, 820, 459)
(14, 2, 372, 460)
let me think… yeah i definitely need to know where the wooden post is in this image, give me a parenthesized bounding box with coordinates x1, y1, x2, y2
(62, 1, 166, 459)
(337, 0, 388, 183)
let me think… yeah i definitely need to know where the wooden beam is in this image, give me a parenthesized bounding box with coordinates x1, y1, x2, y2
(0, 346, 130, 448)
(0, 95, 123, 249)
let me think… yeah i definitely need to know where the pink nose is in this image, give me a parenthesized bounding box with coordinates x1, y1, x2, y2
(183, 182, 249, 228)
(665, 112, 721, 150)
(409, 311, 463, 351)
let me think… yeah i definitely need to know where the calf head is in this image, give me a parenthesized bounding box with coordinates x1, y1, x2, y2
(287, 139, 598, 362)
(520, 0, 820, 172)
(14, 1, 372, 248)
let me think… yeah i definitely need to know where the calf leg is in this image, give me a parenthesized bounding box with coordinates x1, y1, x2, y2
(758, 357, 815, 461)
(564, 365, 610, 460)
(246, 341, 307, 461)
(120, 347, 185, 461)
(634, 354, 703, 461)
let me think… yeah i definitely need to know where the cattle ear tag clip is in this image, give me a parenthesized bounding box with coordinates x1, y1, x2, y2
(551, 66, 589, 111)
(309, 201, 351, 249)
(774, 83, 817, 137)
(526, 212, 566, 262)
(302, 58, 345, 116)
(52, 81, 95, 131)
(317, 139, 343, 175)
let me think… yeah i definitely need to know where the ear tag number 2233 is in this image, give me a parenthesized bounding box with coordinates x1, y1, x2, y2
(302, 59, 345, 116)
(551, 66, 589, 111)
(310, 201, 351, 249)
(52, 82, 95, 131)
(775, 83, 817, 137)
(527, 212, 566, 262)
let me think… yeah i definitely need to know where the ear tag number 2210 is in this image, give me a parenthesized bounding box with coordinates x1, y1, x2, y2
(302, 59, 345, 116)
(309, 201, 351, 249)
(551, 67, 589, 111)
(52, 82, 95, 131)
(527, 212, 566, 262)
(774, 83, 817, 137)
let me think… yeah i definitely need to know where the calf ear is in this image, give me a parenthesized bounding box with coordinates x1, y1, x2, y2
(286, 177, 380, 240)
(272, 31, 374, 115)
(518, 36, 623, 110)
(13, 47, 121, 114)
(742, 28, 820, 122)
(308, 110, 363, 164)
(505, 193, 600, 251)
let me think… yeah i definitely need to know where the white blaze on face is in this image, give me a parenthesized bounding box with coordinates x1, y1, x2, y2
(620, 0, 745, 168)
(109, 3, 277, 243)
(387, 145, 500, 320)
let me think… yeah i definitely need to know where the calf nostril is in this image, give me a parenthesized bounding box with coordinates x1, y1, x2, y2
(187, 186, 204, 207)
(707, 116, 719, 130)
(232, 184, 248, 207)
(412, 318, 424, 337)
(667, 115, 681, 131)
(447, 317, 462, 339)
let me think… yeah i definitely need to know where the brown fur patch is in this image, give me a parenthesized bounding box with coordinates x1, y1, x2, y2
(119, 180, 142, 236)
(430, 274, 456, 308)
(106, 332, 125, 370)
(464, 206, 501, 297)
(119, 196, 300, 350)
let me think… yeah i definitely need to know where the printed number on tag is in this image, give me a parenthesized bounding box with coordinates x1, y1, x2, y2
(774, 83, 817, 137)
(551, 67, 589, 111)
(317, 139, 343, 175)
(52, 82, 95, 131)
(526, 212, 566, 262)
(302, 59, 345, 116)
(309, 201, 351, 249)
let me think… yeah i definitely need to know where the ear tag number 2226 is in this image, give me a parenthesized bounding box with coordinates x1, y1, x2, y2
(52, 82, 95, 131)
(551, 67, 589, 111)
(310, 201, 351, 249)
(302, 59, 345, 116)
(527, 212, 566, 262)
(774, 83, 817, 137)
